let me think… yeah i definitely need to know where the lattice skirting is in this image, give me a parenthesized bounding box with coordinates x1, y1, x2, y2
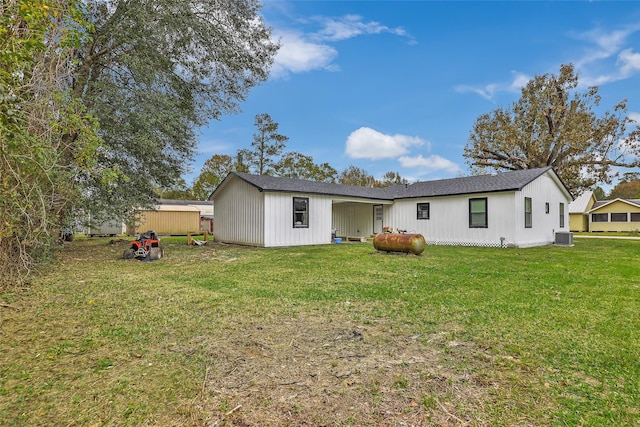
(426, 239, 509, 248)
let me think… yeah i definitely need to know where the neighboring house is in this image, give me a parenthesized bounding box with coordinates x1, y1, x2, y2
(587, 198, 640, 232)
(210, 167, 572, 248)
(569, 191, 597, 232)
(129, 200, 213, 235)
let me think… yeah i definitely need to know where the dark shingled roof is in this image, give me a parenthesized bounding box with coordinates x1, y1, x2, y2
(217, 167, 564, 201)
(396, 167, 555, 199)
(230, 172, 398, 200)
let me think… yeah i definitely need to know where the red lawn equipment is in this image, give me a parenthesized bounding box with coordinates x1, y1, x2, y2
(123, 230, 164, 261)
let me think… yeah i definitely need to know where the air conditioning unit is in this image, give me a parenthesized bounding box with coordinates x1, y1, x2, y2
(554, 231, 573, 246)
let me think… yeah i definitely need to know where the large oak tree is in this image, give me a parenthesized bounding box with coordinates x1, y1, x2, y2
(464, 64, 640, 194)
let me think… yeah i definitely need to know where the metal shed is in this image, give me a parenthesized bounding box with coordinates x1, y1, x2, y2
(130, 204, 201, 235)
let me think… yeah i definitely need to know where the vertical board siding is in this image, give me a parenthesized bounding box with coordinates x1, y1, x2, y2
(515, 173, 569, 247)
(135, 211, 200, 235)
(213, 178, 264, 246)
(389, 192, 515, 247)
(213, 170, 572, 248)
(264, 193, 332, 247)
(569, 213, 589, 232)
(331, 202, 374, 238)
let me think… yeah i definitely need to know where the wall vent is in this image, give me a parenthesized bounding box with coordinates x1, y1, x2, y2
(554, 231, 573, 246)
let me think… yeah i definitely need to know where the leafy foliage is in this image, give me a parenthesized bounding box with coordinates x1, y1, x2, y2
(338, 165, 375, 187)
(592, 186, 606, 201)
(0, 0, 278, 286)
(1, 0, 100, 287)
(609, 180, 640, 200)
(72, 0, 278, 221)
(377, 171, 407, 187)
(157, 178, 194, 200)
(192, 154, 234, 200)
(241, 113, 289, 175)
(275, 151, 338, 182)
(464, 64, 640, 194)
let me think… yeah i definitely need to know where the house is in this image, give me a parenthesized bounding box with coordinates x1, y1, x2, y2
(587, 198, 640, 232)
(568, 190, 640, 233)
(210, 167, 572, 248)
(569, 191, 597, 232)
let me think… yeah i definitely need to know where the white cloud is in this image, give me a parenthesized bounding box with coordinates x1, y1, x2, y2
(573, 25, 640, 68)
(459, 24, 640, 99)
(618, 48, 640, 76)
(398, 154, 461, 174)
(311, 14, 411, 42)
(271, 30, 339, 78)
(269, 14, 414, 78)
(345, 127, 426, 160)
(571, 24, 640, 86)
(455, 71, 529, 100)
(628, 112, 640, 124)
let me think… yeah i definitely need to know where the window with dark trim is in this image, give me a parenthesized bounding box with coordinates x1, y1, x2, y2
(524, 197, 532, 228)
(592, 213, 608, 222)
(559, 203, 565, 228)
(469, 198, 488, 228)
(417, 203, 430, 220)
(631, 213, 640, 222)
(611, 213, 628, 222)
(293, 197, 309, 228)
(545, 202, 550, 214)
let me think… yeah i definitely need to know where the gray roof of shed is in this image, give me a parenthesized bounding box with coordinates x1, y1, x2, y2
(217, 167, 566, 201)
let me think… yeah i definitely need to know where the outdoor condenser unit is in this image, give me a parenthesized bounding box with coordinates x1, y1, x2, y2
(554, 231, 573, 246)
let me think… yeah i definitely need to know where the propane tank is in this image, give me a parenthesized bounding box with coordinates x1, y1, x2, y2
(373, 233, 426, 255)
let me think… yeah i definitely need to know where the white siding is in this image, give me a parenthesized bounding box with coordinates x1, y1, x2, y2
(264, 193, 333, 247)
(213, 170, 572, 249)
(388, 192, 516, 247)
(515, 173, 569, 247)
(331, 202, 374, 238)
(212, 178, 264, 246)
(87, 220, 126, 236)
(386, 171, 571, 248)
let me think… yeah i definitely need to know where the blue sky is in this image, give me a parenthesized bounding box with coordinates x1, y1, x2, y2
(188, 0, 640, 187)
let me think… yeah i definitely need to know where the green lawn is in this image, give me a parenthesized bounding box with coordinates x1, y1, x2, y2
(1, 237, 639, 426)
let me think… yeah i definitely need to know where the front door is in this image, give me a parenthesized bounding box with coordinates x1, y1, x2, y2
(373, 205, 383, 234)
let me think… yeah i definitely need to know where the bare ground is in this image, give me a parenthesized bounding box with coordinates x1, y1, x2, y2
(176, 314, 496, 427)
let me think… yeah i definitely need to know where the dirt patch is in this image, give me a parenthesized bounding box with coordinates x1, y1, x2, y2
(180, 315, 490, 426)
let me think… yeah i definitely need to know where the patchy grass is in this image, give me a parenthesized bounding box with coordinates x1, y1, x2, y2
(1, 237, 639, 426)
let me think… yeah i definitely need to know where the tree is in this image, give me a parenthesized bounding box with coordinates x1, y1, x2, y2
(464, 64, 640, 194)
(71, 0, 278, 222)
(192, 154, 234, 200)
(234, 150, 251, 173)
(243, 113, 288, 175)
(1, 0, 100, 286)
(338, 165, 375, 187)
(157, 179, 194, 200)
(376, 171, 407, 187)
(609, 180, 640, 200)
(592, 186, 606, 201)
(275, 152, 338, 182)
